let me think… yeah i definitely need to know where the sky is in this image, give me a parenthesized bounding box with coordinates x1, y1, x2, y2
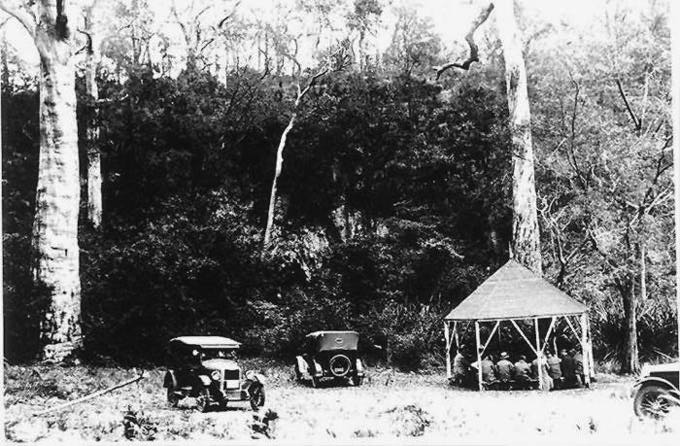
(0, 0, 661, 75)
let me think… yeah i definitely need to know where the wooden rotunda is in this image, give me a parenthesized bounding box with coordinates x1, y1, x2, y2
(444, 260, 594, 390)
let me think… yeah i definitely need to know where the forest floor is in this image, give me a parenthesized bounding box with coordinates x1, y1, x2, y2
(4, 359, 680, 443)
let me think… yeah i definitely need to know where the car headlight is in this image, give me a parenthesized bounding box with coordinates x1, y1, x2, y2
(211, 370, 221, 381)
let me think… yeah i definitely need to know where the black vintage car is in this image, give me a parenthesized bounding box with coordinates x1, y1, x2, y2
(294, 331, 365, 387)
(633, 362, 680, 419)
(163, 336, 265, 412)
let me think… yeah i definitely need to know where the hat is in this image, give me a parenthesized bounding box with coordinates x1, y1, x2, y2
(500, 352, 509, 359)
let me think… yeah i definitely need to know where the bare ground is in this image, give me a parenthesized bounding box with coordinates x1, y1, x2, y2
(4, 360, 680, 442)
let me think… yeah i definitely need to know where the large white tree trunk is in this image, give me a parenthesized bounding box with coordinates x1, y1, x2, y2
(34, 56, 81, 361)
(495, 0, 542, 274)
(23, 1, 82, 362)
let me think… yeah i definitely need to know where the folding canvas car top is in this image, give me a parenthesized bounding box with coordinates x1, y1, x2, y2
(170, 336, 241, 349)
(305, 331, 360, 351)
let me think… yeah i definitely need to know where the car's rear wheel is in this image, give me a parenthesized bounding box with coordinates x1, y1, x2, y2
(195, 388, 211, 413)
(167, 387, 180, 408)
(249, 385, 266, 410)
(634, 384, 673, 419)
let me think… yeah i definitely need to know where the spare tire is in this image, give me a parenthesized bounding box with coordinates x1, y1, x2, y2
(329, 354, 352, 377)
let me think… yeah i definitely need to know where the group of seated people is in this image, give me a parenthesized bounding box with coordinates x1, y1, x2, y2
(452, 346, 586, 390)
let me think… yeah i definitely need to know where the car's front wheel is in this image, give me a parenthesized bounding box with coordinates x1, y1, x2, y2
(195, 388, 212, 413)
(634, 384, 674, 419)
(249, 385, 266, 410)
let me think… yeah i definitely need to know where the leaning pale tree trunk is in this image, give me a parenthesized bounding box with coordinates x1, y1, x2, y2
(263, 111, 297, 247)
(0, 0, 82, 362)
(81, 10, 102, 228)
(494, 0, 542, 274)
(262, 42, 350, 248)
(263, 68, 330, 248)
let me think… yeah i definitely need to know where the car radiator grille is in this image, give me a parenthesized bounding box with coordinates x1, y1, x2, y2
(223, 370, 240, 390)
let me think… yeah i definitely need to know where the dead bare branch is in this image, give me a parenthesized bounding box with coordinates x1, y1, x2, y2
(33, 372, 147, 417)
(615, 78, 642, 132)
(217, 0, 241, 29)
(567, 80, 588, 189)
(0, 1, 36, 37)
(257, 47, 270, 80)
(434, 2, 494, 80)
(77, 28, 93, 55)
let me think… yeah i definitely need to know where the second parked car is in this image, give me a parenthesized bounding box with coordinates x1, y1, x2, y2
(294, 330, 365, 387)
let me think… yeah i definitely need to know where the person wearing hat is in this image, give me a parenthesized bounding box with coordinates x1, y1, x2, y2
(495, 351, 515, 382)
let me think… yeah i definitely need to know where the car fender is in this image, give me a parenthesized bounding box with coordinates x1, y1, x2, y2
(245, 370, 266, 385)
(198, 375, 212, 386)
(312, 360, 323, 377)
(355, 358, 365, 377)
(659, 391, 680, 406)
(163, 371, 177, 388)
(633, 376, 679, 392)
(296, 356, 309, 377)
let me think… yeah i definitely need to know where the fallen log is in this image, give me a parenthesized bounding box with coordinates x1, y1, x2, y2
(33, 371, 147, 417)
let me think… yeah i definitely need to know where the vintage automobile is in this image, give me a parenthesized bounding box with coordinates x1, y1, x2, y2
(163, 336, 265, 412)
(633, 361, 680, 419)
(294, 330, 365, 387)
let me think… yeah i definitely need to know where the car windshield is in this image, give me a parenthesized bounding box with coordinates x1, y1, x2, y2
(200, 348, 236, 360)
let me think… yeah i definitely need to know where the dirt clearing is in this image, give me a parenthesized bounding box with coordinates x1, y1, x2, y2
(4, 362, 679, 442)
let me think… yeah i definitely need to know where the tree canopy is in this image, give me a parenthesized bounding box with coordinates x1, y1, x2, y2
(1, 0, 675, 370)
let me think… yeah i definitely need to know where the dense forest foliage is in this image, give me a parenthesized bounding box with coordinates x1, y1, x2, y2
(2, 0, 676, 370)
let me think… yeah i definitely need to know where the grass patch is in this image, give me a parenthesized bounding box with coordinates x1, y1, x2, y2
(4, 361, 679, 442)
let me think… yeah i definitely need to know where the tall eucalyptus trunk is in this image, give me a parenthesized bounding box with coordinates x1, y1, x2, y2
(263, 112, 296, 247)
(620, 277, 640, 373)
(36, 3, 81, 362)
(83, 13, 102, 229)
(495, 0, 542, 274)
(1, 0, 83, 361)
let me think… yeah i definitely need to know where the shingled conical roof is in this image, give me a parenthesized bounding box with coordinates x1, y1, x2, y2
(444, 260, 586, 321)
